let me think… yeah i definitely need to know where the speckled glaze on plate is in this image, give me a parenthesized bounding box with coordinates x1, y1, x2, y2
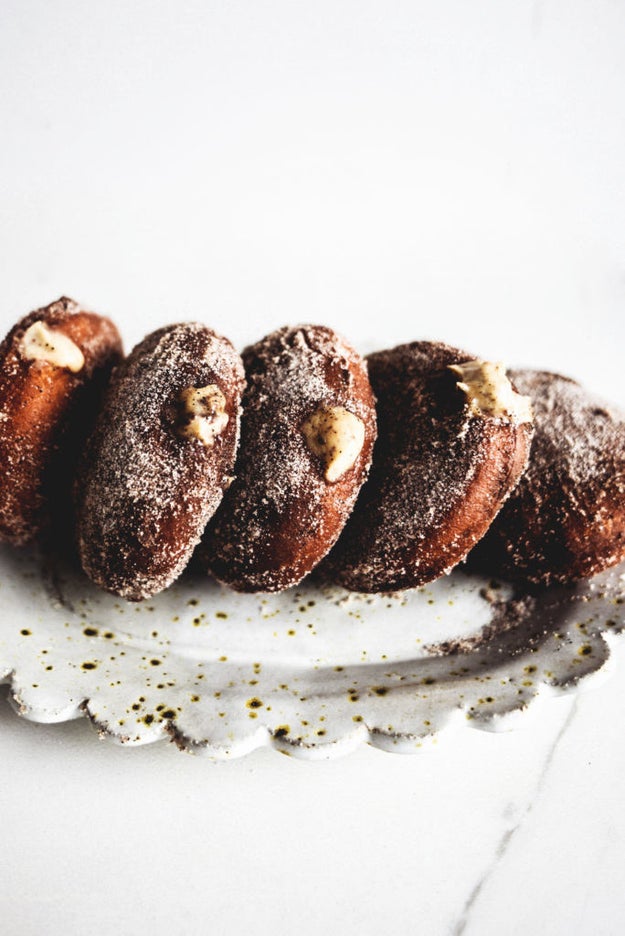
(1, 544, 624, 759)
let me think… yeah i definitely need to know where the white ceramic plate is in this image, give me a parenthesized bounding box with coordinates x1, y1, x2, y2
(1, 544, 624, 759)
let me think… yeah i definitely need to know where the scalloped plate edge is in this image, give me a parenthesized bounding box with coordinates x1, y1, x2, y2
(1, 634, 618, 761)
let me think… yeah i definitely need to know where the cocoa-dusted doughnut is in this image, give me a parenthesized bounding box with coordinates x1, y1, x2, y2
(76, 323, 244, 601)
(0, 297, 123, 545)
(468, 370, 625, 584)
(202, 325, 377, 592)
(323, 342, 534, 592)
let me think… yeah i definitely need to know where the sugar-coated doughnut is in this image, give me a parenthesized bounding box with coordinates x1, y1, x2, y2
(8, 297, 622, 601)
(76, 323, 244, 601)
(203, 325, 377, 592)
(0, 297, 123, 545)
(468, 369, 625, 584)
(323, 342, 534, 592)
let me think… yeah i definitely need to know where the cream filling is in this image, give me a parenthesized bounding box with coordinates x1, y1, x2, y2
(449, 360, 533, 423)
(19, 320, 85, 373)
(301, 406, 365, 483)
(178, 384, 229, 446)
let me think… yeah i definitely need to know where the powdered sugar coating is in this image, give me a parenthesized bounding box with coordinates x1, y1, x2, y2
(470, 370, 625, 583)
(76, 323, 244, 601)
(203, 325, 377, 591)
(324, 341, 533, 592)
(0, 297, 122, 544)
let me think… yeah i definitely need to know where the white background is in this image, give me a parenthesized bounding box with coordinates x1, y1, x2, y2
(1, 2, 625, 934)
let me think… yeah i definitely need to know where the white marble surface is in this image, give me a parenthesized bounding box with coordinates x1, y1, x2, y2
(1, 2, 625, 933)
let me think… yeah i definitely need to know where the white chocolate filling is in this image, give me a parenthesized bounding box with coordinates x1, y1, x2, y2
(301, 406, 365, 483)
(19, 320, 85, 373)
(178, 384, 229, 446)
(449, 360, 533, 424)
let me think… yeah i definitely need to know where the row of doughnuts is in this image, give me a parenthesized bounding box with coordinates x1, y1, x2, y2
(1, 297, 624, 601)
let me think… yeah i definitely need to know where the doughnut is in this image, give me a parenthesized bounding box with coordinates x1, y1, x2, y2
(468, 369, 625, 584)
(323, 342, 534, 592)
(0, 297, 123, 545)
(76, 323, 244, 601)
(202, 325, 377, 592)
